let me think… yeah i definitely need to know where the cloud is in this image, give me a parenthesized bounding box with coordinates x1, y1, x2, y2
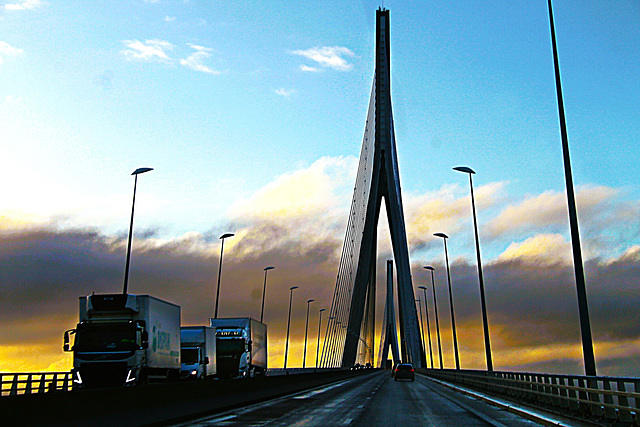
(164, 16, 176, 22)
(1, 221, 639, 375)
(274, 88, 295, 98)
(291, 46, 354, 72)
(179, 44, 220, 74)
(495, 233, 572, 266)
(0, 41, 24, 64)
(2, 95, 23, 106)
(487, 185, 619, 239)
(4, 0, 44, 10)
(299, 65, 320, 73)
(121, 39, 173, 62)
(405, 181, 506, 250)
(228, 156, 355, 222)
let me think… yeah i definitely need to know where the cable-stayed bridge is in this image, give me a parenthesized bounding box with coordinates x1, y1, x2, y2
(320, 8, 423, 371)
(2, 7, 639, 427)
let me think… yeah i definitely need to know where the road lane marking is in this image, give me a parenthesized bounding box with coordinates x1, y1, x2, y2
(293, 381, 347, 399)
(202, 414, 237, 423)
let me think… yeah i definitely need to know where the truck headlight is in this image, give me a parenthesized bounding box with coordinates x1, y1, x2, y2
(190, 370, 198, 376)
(125, 368, 136, 383)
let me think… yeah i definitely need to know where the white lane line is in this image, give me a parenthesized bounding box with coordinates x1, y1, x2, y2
(200, 414, 237, 423)
(293, 381, 348, 399)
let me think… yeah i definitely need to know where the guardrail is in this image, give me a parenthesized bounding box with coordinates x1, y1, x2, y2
(421, 368, 640, 425)
(1, 372, 73, 396)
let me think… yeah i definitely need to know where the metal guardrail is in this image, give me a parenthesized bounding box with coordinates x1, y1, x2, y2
(422, 369, 640, 425)
(1, 372, 73, 396)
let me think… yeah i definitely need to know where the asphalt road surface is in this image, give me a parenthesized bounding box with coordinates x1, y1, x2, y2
(174, 371, 543, 426)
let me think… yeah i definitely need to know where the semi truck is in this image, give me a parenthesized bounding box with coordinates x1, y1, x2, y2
(63, 293, 181, 388)
(209, 317, 267, 378)
(180, 326, 216, 380)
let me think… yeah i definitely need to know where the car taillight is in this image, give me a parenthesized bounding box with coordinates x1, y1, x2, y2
(410, 369, 414, 371)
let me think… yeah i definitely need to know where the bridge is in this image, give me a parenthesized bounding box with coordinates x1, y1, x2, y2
(2, 6, 639, 427)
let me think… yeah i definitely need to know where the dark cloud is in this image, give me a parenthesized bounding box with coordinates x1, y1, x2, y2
(2, 225, 639, 375)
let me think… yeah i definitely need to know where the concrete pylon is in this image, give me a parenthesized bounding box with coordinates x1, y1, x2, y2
(341, 8, 424, 368)
(377, 260, 401, 367)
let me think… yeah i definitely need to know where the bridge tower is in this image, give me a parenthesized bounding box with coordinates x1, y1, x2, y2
(377, 260, 401, 368)
(321, 8, 424, 369)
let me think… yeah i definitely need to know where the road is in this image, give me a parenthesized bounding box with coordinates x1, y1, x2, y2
(174, 371, 543, 426)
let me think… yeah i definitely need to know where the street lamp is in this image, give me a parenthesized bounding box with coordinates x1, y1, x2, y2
(424, 266, 443, 369)
(433, 233, 460, 370)
(454, 165, 493, 372)
(415, 298, 426, 365)
(418, 285, 434, 369)
(303, 299, 315, 368)
(260, 266, 275, 323)
(547, 0, 596, 377)
(284, 286, 299, 369)
(123, 167, 153, 295)
(316, 308, 326, 368)
(214, 233, 234, 319)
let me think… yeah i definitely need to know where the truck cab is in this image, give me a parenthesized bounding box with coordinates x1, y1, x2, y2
(63, 294, 180, 388)
(216, 328, 250, 379)
(64, 317, 149, 387)
(180, 345, 209, 380)
(180, 326, 216, 380)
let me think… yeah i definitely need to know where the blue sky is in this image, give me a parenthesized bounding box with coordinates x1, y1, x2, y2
(1, 1, 640, 373)
(2, 0, 638, 244)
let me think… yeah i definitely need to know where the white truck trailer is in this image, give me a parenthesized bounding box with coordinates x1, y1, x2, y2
(209, 317, 267, 378)
(63, 293, 181, 388)
(180, 326, 216, 380)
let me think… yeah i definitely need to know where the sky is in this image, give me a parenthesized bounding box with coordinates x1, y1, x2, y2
(1, 0, 639, 376)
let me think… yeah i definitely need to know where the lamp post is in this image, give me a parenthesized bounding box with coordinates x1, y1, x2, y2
(453, 166, 493, 372)
(547, 0, 596, 377)
(433, 233, 460, 370)
(123, 167, 153, 295)
(303, 299, 315, 368)
(415, 298, 427, 365)
(284, 286, 298, 370)
(316, 308, 326, 368)
(214, 233, 234, 319)
(260, 266, 275, 323)
(419, 285, 434, 369)
(424, 266, 443, 369)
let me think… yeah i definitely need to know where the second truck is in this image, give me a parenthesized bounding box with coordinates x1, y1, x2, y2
(180, 326, 216, 380)
(209, 317, 267, 378)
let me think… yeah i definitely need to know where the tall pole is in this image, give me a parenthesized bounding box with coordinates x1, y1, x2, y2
(547, 0, 596, 377)
(260, 266, 275, 323)
(284, 286, 298, 369)
(214, 233, 234, 319)
(424, 266, 443, 369)
(434, 233, 460, 370)
(316, 308, 326, 368)
(415, 298, 426, 365)
(419, 286, 434, 369)
(454, 166, 493, 372)
(123, 167, 153, 295)
(303, 299, 315, 368)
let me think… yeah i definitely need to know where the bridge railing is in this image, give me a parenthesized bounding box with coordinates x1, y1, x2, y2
(1, 372, 73, 396)
(421, 368, 640, 425)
